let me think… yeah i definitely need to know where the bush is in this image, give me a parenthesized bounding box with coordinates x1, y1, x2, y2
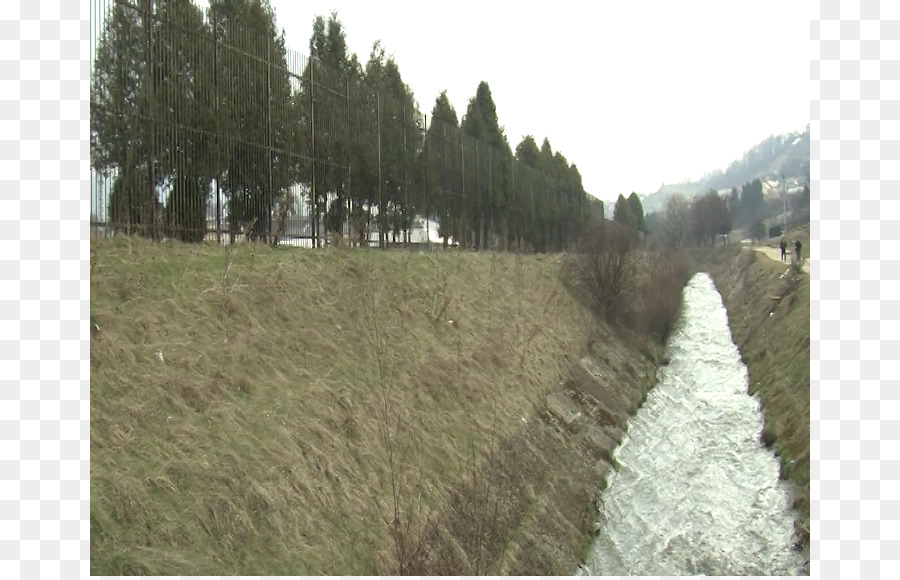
(164, 174, 209, 243)
(570, 219, 638, 322)
(750, 219, 766, 243)
(569, 218, 687, 341)
(634, 249, 689, 340)
(109, 168, 162, 238)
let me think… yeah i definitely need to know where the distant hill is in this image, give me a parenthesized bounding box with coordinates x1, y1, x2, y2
(641, 125, 810, 214)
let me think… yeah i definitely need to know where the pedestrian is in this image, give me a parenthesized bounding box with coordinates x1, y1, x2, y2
(794, 240, 802, 263)
(779, 239, 787, 261)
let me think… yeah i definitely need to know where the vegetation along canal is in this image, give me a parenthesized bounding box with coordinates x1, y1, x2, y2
(579, 273, 806, 576)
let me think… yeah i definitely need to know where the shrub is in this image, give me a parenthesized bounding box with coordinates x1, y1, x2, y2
(750, 219, 766, 243)
(570, 218, 638, 322)
(569, 218, 687, 342)
(164, 174, 209, 243)
(634, 249, 690, 340)
(109, 168, 163, 238)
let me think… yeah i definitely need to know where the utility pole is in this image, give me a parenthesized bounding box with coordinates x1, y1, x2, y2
(782, 170, 786, 230)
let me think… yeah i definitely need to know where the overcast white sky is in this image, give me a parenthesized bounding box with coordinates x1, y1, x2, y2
(266, 0, 808, 202)
(96, 0, 809, 204)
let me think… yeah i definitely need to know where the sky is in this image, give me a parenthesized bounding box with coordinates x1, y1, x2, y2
(93, 0, 809, 205)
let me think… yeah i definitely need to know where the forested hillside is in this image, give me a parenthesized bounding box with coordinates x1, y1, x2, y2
(641, 126, 810, 214)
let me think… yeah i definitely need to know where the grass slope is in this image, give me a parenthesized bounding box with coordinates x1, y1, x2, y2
(90, 237, 653, 575)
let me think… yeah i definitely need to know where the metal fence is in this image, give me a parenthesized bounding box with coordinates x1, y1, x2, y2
(90, 0, 601, 251)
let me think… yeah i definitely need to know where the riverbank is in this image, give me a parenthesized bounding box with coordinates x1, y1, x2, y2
(692, 245, 810, 560)
(579, 273, 806, 576)
(90, 237, 664, 575)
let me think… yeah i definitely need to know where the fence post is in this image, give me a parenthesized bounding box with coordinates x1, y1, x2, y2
(212, 6, 221, 245)
(266, 37, 273, 245)
(424, 113, 429, 251)
(309, 57, 317, 248)
(488, 145, 493, 251)
(145, 0, 156, 240)
(530, 181, 535, 237)
(474, 139, 480, 250)
(511, 155, 516, 250)
(402, 100, 408, 246)
(460, 132, 465, 249)
(377, 92, 383, 249)
(346, 74, 351, 244)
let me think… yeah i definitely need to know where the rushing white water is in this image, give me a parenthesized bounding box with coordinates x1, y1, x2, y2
(579, 273, 806, 576)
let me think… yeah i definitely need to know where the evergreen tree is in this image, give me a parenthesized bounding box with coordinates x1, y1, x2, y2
(209, 0, 295, 243)
(461, 82, 506, 150)
(301, 13, 362, 242)
(533, 138, 557, 250)
(614, 194, 637, 230)
(155, 0, 217, 242)
(461, 81, 511, 249)
(91, 0, 153, 235)
(90, 2, 596, 253)
(515, 136, 540, 169)
(91, 0, 216, 241)
(728, 185, 740, 222)
(512, 136, 542, 248)
(750, 219, 766, 243)
(739, 178, 765, 225)
(423, 91, 460, 247)
(551, 151, 573, 248)
(568, 163, 589, 241)
(538, 138, 554, 171)
(356, 42, 421, 247)
(627, 192, 646, 234)
(588, 197, 605, 221)
(644, 211, 659, 235)
(716, 190, 734, 241)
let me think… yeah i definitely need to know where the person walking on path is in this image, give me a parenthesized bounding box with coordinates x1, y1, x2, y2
(780, 239, 787, 261)
(794, 240, 802, 264)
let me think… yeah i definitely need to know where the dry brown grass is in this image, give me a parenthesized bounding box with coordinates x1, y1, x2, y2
(564, 220, 689, 343)
(90, 236, 632, 575)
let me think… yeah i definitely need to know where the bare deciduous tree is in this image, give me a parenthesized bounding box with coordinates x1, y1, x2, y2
(573, 219, 638, 321)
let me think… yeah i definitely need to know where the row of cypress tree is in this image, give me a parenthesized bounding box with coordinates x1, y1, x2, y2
(90, 0, 603, 251)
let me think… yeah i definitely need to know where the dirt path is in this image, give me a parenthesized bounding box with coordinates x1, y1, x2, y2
(752, 245, 810, 274)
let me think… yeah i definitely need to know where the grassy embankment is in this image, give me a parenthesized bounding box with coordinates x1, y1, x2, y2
(693, 241, 810, 558)
(90, 236, 664, 575)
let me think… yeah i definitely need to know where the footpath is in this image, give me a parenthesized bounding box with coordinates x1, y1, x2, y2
(752, 245, 810, 274)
